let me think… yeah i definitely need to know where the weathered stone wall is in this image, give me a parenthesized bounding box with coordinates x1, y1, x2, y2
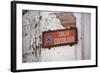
(22, 10, 91, 63)
(22, 10, 41, 62)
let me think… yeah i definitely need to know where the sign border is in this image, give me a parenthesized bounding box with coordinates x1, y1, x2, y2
(42, 28, 78, 48)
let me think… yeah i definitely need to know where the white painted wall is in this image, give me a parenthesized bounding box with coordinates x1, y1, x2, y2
(40, 12, 82, 61)
(81, 13, 91, 60)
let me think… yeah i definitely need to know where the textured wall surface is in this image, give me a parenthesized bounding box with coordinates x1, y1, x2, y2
(22, 10, 91, 63)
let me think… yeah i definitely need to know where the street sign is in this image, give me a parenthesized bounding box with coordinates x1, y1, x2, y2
(42, 28, 78, 48)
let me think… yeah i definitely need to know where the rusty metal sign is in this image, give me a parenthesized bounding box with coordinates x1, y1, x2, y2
(42, 28, 78, 48)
